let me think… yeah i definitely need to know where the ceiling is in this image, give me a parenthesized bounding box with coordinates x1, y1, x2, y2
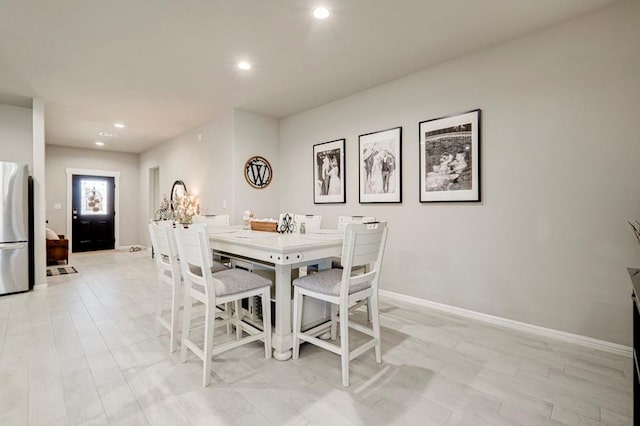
(0, 0, 621, 154)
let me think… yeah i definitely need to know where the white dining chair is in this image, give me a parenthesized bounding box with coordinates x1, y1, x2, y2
(192, 214, 230, 229)
(174, 223, 272, 387)
(292, 221, 388, 387)
(328, 216, 376, 274)
(192, 214, 232, 267)
(148, 221, 182, 353)
(294, 214, 322, 233)
(337, 215, 375, 231)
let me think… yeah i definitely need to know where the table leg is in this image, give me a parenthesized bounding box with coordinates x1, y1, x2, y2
(272, 263, 293, 361)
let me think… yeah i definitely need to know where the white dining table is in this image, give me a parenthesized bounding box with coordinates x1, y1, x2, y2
(208, 228, 343, 360)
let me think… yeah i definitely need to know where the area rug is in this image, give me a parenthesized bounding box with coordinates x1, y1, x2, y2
(46, 266, 78, 276)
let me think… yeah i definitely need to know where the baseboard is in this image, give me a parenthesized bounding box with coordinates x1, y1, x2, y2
(34, 283, 48, 290)
(379, 289, 632, 358)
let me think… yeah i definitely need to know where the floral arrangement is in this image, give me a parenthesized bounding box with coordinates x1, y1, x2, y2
(173, 193, 200, 224)
(154, 193, 200, 223)
(154, 196, 173, 221)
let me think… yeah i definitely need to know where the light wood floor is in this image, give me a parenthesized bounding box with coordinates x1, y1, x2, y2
(0, 249, 632, 425)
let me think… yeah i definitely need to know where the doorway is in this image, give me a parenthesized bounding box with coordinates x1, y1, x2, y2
(149, 166, 160, 220)
(71, 175, 115, 252)
(66, 168, 121, 253)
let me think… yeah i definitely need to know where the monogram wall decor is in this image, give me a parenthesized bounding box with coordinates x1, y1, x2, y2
(244, 156, 273, 189)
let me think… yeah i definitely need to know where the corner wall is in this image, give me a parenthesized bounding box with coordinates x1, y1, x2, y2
(139, 110, 235, 247)
(0, 104, 32, 166)
(233, 109, 280, 224)
(138, 109, 280, 247)
(32, 99, 46, 286)
(278, 1, 640, 345)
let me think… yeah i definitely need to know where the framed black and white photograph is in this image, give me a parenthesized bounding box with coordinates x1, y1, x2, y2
(359, 127, 402, 203)
(313, 138, 346, 204)
(419, 109, 481, 202)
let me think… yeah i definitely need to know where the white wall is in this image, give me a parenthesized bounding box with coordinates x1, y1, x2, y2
(45, 145, 140, 247)
(138, 109, 280, 246)
(0, 104, 32, 167)
(139, 110, 235, 246)
(233, 109, 280, 224)
(279, 1, 640, 345)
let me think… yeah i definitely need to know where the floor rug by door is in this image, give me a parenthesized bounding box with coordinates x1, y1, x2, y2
(47, 266, 78, 276)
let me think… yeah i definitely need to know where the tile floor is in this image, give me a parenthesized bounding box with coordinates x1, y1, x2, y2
(0, 249, 632, 425)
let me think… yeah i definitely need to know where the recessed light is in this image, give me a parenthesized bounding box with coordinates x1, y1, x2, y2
(238, 62, 251, 70)
(95, 141, 104, 146)
(113, 123, 125, 129)
(99, 131, 117, 137)
(313, 6, 330, 19)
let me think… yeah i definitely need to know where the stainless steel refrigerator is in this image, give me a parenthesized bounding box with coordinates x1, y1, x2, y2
(0, 161, 32, 296)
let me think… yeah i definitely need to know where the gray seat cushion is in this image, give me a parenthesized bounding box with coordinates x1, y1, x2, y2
(293, 268, 371, 296)
(188, 261, 229, 276)
(211, 268, 272, 297)
(211, 260, 228, 273)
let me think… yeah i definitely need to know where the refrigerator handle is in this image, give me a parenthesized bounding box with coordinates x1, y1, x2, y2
(0, 242, 27, 250)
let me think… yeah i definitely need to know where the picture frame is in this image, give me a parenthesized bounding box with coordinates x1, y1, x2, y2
(419, 109, 481, 202)
(358, 126, 402, 203)
(313, 139, 346, 204)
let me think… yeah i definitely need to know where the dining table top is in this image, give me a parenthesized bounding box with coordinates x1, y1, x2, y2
(207, 227, 343, 266)
(208, 227, 343, 249)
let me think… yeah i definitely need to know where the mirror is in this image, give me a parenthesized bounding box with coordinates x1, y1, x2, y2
(170, 180, 187, 210)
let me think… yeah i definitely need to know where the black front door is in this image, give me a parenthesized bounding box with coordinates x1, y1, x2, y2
(72, 175, 115, 252)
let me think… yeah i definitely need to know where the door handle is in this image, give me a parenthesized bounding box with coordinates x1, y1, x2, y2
(0, 242, 26, 250)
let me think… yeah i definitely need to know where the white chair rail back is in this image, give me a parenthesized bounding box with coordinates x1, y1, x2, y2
(148, 221, 180, 283)
(193, 214, 230, 227)
(173, 223, 214, 301)
(340, 221, 388, 295)
(337, 215, 375, 231)
(148, 220, 182, 353)
(294, 214, 322, 232)
(192, 215, 231, 238)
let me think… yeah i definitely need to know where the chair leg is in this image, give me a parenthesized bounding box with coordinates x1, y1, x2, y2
(292, 287, 302, 360)
(366, 265, 373, 323)
(202, 301, 215, 387)
(225, 302, 232, 334)
(339, 302, 350, 387)
(235, 300, 242, 339)
(169, 283, 180, 353)
(370, 295, 381, 363)
(330, 303, 338, 340)
(180, 286, 192, 363)
(262, 290, 272, 359)
(155, 282, 163, 338)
